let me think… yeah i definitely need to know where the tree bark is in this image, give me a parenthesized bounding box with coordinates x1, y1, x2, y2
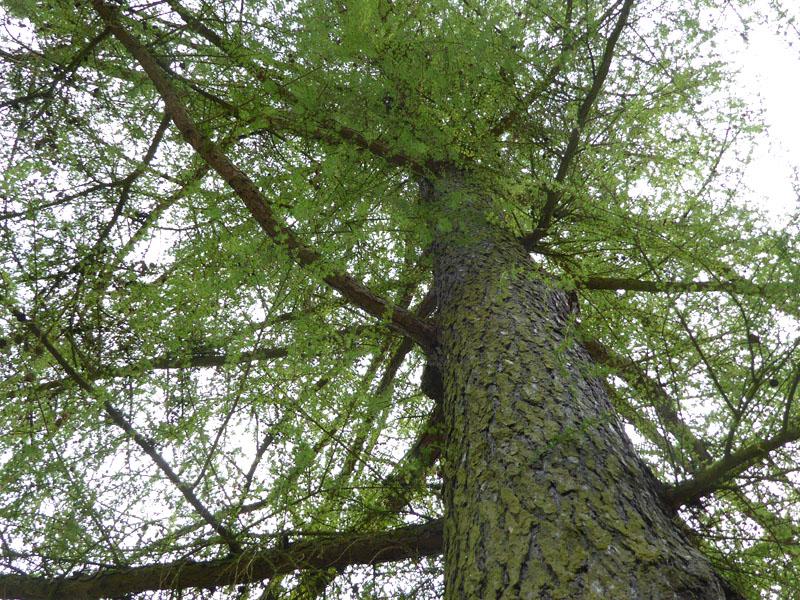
(424, 172, 738, 599)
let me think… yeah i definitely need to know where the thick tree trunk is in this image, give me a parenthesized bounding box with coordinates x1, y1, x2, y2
(424, 173, 736, 599)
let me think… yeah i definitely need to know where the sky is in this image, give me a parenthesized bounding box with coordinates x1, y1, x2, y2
(732, 18, 800, 220)
(1, 0, 799, 568)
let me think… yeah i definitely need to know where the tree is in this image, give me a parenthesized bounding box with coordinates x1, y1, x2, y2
(0, 0, 799, 597)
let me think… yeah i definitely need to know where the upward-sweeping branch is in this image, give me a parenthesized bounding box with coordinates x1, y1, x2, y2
(91, 1, 435, 353)
(521, 0, 634, 250)
(665, 424, 800, 509)
(585, 339, 800, 511)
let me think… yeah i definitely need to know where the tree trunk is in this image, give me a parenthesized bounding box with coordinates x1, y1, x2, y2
(423, 172, 736, 599)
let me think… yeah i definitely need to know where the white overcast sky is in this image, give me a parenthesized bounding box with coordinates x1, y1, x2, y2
(732, 19, 800, 220)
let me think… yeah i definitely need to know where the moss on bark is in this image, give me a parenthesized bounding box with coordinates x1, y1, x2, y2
(424, 172, 738, 599)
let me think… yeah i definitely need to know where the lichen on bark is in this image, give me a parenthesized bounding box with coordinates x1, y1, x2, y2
(423, 171, 738, 599)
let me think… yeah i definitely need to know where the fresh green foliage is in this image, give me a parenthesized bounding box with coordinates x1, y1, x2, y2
(0, 0, 799, 598)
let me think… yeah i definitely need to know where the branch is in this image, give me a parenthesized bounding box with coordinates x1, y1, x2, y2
(521, 0, 633, 250)
(578, 276, 793, 297)
(380, 401, 444, 514)
(582, 339, 712, 465)
(665, 426, 800, 509)
(91, 1, 435, 353)
(167, 0, 433, 174)
(18, 322, 365, 398)
(338, 290, 437, 476)
(164, 0, 223, 47)
(0, 27, 110, 110)
(90, 111, 171, 255)
(584, 338, 800, 550)
(6, 344, 291, 400)
(490, 2, 631, 138)
(0, 520, 443, 600)
(264, 291, 439, 600)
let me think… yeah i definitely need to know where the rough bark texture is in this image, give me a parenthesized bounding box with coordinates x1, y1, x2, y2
(424, 172, 735, 599)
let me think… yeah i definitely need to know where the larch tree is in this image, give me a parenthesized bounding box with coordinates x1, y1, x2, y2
(0, 0, 799, 598)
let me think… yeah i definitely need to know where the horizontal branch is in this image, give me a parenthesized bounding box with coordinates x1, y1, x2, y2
(4, 345, 290, 400)
(0, 520, 443, 600)
(145, 346, 288, 370)
(665, 426, 800, 509)
(578, 276, 792, 297)
(92, 1, 435, 353)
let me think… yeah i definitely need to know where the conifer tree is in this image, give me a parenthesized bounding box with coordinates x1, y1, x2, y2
(1, 1, 799, 598)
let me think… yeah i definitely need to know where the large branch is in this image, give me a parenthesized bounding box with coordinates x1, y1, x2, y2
(91, 1, 435, 353)
(665, 426, 800, 509)
(0, 520, 443, 600)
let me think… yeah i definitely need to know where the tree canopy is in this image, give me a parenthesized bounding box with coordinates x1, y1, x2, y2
(0, 0, 799, 598)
